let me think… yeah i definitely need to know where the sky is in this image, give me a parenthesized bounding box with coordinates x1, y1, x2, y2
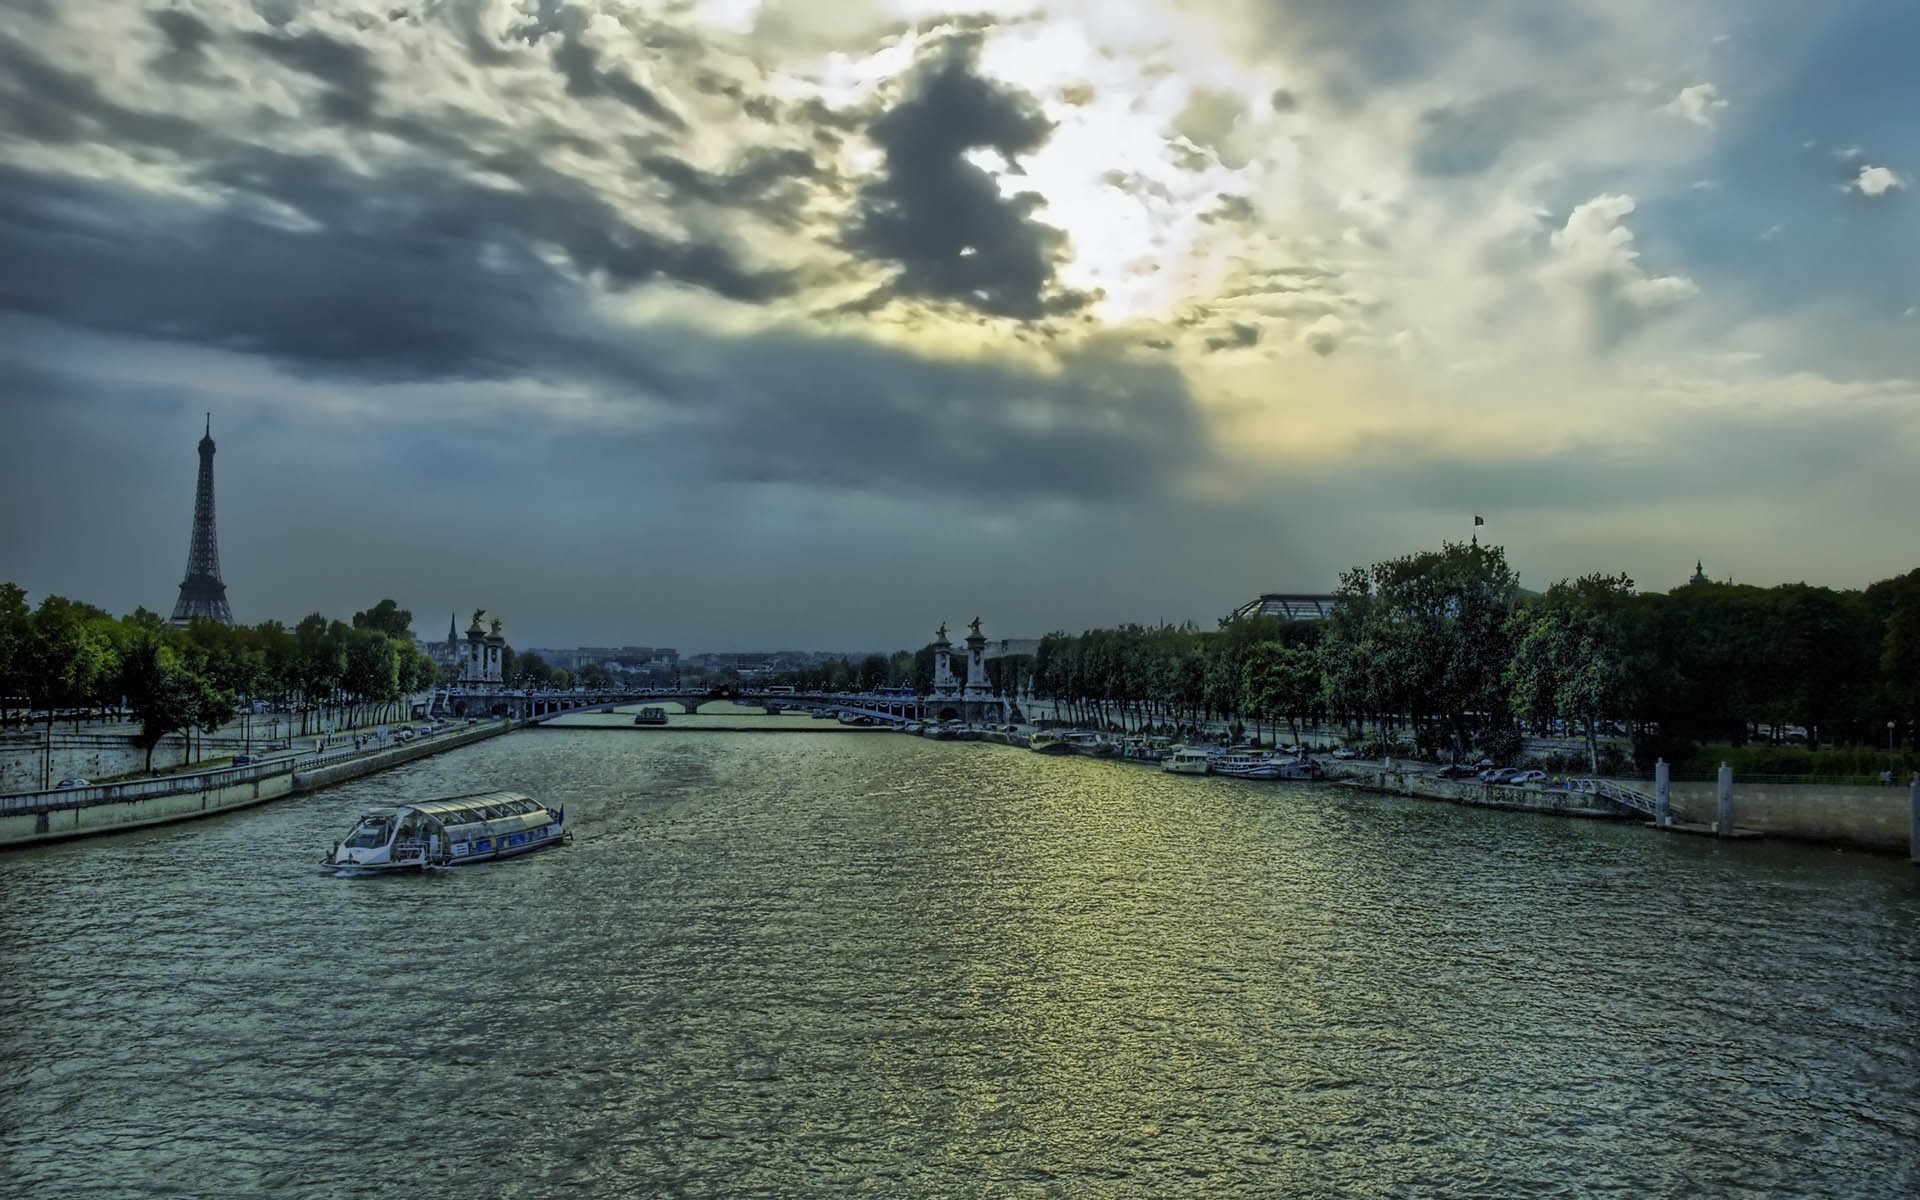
(1, 0, 1916, 651)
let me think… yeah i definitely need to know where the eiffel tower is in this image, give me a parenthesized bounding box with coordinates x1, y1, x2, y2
(170, 413, 233, 625)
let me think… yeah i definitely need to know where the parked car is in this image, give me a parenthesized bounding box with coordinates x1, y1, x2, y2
(1437, 763, 1478, 779)
(232, 755, 259, 767)
(55, 778, 90, 790)
(1507, 769, 1547, 786)
(1479, 767, 1519, 783)
(1332, 748, 1358, 760)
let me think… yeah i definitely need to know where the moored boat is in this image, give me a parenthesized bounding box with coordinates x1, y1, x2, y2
(633, 706, 668, 726)
(1212, 749, 1285, 779)
(325, 790, 566, 871)
(1066, 730, 1119, 757)
(1027, 729, 1073, 754)
(1162, 746, 1213, 775)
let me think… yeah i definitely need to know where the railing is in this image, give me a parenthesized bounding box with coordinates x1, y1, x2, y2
(0, 756, 293, 815)
(1572, 778, 1657, 816)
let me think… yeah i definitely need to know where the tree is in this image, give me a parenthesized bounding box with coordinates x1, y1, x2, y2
(293, 614, 346, 733)
(1506, 573, 1636, 771)
(0, 582, 30, 723)
(122, 634, 231, 774)
(1243, 641, 1321, 746)
(23, 596, 118, 776)
(1321, 542, 1520, 758)
(343, 631, 401, 724)
(351, 599, 414, 640)
(856, 654, 890, 691)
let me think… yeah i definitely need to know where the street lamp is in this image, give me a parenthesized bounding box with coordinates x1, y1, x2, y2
(1890, 720, 1898, 777)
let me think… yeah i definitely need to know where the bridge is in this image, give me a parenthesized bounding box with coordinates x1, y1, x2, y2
(435, 686, 1004, 726)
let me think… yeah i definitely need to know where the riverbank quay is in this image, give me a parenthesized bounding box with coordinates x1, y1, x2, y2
(0, 719, 514, 849)
(0, 701, 436, 793)
(1319, 760, 1634, 821)
(1642, 773, 1913, 853)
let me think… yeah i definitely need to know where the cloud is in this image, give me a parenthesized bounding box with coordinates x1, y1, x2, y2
(1543, 194, 1697, 350)
(242, 27, 384, 124)
(844, 33, 1090, 320)
(1300, 314, 1345, 356)
(1411, 89, 1562, 177)
(1853, 164, 1904, 197)
(541, 3, 686, 131)
(0, 147, 790, 380)
(1659, 83, 1726, 128)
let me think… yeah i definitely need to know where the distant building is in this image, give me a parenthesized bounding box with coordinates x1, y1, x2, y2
(1227, 593, 1339, 622)
(982, 636, 1044, 659)
(1687, 561, 1712, 587)
(423, 613, 464, 671)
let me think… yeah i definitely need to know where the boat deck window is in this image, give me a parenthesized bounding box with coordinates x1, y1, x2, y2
(345, 820, 392, 848)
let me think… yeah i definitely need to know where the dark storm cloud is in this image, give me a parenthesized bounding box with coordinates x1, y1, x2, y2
(150, 9, 216, 57)
(545, 4, 686, 131)
(242, 28, 384, 124)
(638, 146, 831, 226)
(0, 36, 203, 148)
(546, 325, 1209, 503)
(0, 143, 788, 379)
(846, 35, 1089, 320)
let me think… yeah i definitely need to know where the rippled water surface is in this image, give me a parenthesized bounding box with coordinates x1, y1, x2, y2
(5, 711, 1918, 1198)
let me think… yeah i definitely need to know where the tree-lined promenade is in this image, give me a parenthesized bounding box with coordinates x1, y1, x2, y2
(1015, 544, 1920, 780)
(0, 587, 441, 775)
(8, 542, 1919, 784)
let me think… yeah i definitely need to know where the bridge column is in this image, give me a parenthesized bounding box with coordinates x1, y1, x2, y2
(1654, 759, 1671, 826)
(1715, 762, 1733, 836)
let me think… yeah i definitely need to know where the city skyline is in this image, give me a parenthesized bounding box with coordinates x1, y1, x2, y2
(3, 2, 1916, 650)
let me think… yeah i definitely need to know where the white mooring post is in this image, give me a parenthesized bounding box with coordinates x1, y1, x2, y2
(1909, 773, 1918, 865)
(1716, 762, 1734, 836)
(1655, 758, 1672, 826)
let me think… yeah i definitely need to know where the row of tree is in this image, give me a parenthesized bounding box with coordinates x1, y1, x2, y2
(1016, 544, 1920, 771)
(0, 586, 444, 774)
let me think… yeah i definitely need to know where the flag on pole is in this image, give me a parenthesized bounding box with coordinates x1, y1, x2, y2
(1473, 515, 1485, 526)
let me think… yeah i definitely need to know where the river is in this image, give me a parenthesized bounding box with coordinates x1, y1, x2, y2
(3, 706, 1917, 1198)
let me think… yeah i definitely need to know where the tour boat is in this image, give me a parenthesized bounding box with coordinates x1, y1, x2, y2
(325, 790, 567, 871)
(633, 707, 668, 726)
(1162, 746, 1213, 775)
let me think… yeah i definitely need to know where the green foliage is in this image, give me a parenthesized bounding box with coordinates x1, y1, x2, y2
(351, 598, 414, 639)
(1506, 572, 1636, 771)
(1320, 542, 1520, 760)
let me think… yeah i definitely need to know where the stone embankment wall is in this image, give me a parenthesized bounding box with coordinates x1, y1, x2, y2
(291, 721, 509, 791)
(0, 732, 205, 793)
(0, 720, 514, 850)
(1323, 762, 1631, 820)
(1650, 779, 1910, 851)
